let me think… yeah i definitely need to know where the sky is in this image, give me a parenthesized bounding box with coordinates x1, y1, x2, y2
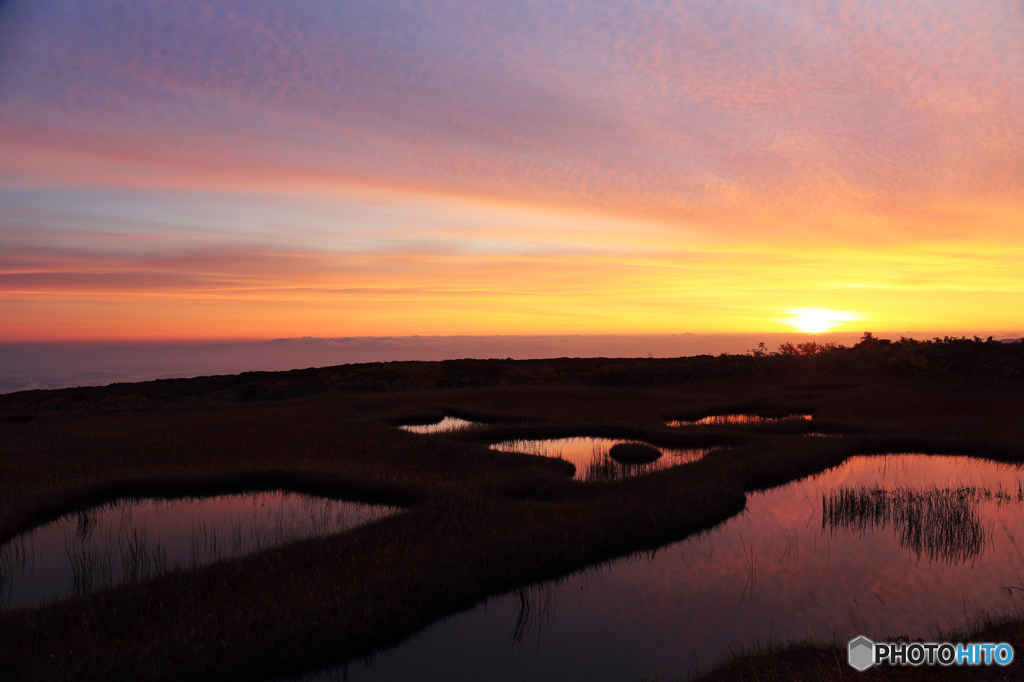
(1, 0, 1022, 342)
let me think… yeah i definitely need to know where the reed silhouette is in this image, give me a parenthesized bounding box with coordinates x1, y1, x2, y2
(822, 484, 1000, 565)
(582, 449, 671, 482)
(1, 494, 397, 610)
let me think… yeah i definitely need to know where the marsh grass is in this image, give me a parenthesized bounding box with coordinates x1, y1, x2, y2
(582, 449, 674, 482)
(692, 605, 1024, 682)
(667, 413, 813, 427)
(582, 446, 708, 482)
(0, 537, 25, 610)
(1, 494, 399, 611)
(608, 441, 663, 464)
(821, 484, 1007, 565)
(0, 344, 1022, 680)
(396, 416, 480, 434)
(494, 437, 710, 482)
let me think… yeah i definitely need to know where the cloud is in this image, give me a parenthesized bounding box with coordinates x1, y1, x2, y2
(1, 0, 1020, 233)
(0, 0, 1021, 340)
(1, 186, 1020, 340)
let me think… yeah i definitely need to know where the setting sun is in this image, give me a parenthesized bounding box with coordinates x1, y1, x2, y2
(784, 308, 861, 334)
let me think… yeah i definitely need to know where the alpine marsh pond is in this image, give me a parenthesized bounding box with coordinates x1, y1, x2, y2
(308, 454, 1024, 681)
(490, 437, 710, 481)
(2, 340, 1023, 680)
(0, 493, 398, 611)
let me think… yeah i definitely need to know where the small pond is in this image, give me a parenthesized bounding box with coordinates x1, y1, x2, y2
(0, 492, 398, 611)
(302, 454, 1024, 681)
(398, 417, 480, 434)
(490, 437, 709, 481)
(667, 413, 813, 426)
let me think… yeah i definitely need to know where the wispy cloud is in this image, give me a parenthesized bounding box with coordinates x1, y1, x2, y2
(0, 0, 1021, 339)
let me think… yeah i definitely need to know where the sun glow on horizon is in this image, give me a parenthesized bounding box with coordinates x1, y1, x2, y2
(783, 308, 862, 335)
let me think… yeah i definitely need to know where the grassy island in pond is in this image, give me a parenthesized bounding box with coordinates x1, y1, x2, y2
(1, 335, 1024, 681)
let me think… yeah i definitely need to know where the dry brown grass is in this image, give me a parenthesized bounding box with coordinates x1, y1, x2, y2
(694, 616, 1024, 681)
(0, 353, 1022, 680)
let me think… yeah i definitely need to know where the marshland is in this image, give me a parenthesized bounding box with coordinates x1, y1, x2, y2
(2, 335, 1024, 681)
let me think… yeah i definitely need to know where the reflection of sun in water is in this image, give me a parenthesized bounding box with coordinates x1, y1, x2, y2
(785, 308, 860, 334)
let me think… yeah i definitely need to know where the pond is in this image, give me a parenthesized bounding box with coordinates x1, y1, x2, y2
(667, 413, 813, 426)
(398, 417, 480, 434)
(490, 437, 710, 481)
(0, 492, 398, 611)
(302, 454, 1024, 681)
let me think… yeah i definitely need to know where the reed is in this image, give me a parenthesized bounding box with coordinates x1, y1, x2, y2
(1, 494, 401, 612)
(822, 484, 1000, 565)
(582, 449, 670, 482)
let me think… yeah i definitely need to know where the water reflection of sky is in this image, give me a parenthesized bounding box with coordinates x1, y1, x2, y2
(0, 492, 397, 611)
(667, 413, 813, 426)
(301, 454, 1024, 682)
(490, 437, 708, 481)
(398, 417, 480, 434)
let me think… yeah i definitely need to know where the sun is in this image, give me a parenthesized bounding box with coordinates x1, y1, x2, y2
(784, 308, 860, 334)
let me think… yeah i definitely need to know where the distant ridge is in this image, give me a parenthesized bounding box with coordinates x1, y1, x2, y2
(1, 332, 1017, 394)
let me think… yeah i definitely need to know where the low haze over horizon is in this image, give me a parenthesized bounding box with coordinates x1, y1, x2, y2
(1, 0, 1021, 342)
(3, 330, 1021, 394)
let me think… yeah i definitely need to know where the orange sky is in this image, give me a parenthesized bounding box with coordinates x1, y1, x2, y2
(0, 0, 1021, 341)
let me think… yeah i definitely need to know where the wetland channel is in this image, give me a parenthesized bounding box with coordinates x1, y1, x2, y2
(302, 453, 1024, 681)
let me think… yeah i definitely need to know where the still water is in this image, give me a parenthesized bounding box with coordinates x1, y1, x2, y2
(0, 492, 397, 611)
(308, 454, 1024, 681)
(398, 417, 480, 434)
(491, 437, 709, 481)
(667, 414, 813, 427)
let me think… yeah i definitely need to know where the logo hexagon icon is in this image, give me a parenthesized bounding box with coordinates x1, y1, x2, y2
(848, 636, 875, 671)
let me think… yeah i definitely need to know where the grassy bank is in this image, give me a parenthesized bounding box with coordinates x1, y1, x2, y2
(1, 339, 1022, 680)
(692, 612, 1024, 681)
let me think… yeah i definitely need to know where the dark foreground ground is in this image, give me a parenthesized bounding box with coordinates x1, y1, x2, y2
(1, 336, 1023, 681)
